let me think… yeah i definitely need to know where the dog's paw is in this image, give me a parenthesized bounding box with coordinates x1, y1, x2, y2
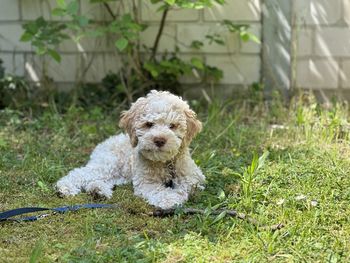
(151, 192, 187, 210)
(85, 182, 113, 200)
(55, 183, 80, 198)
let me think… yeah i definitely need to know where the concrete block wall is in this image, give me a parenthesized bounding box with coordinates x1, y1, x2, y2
(2, 0, 350, 95)
(0, 0, 261, 89)
(294, 0, 350, 90)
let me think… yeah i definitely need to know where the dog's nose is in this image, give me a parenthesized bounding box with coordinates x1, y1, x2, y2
(153, 137, 166, 148)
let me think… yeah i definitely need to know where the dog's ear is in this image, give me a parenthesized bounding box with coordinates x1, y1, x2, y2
(184, 108, 202, 145)
(119, 98, 146, 147)
(119, 109, 138, 147)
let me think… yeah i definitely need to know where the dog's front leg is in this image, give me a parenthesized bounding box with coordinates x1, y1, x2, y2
(56, 136, 126, 199)
(133, 179, 189, 209)
(56, 165, 115, 198)
(56, 166, 92, 197)
(83, 169, 116, 199)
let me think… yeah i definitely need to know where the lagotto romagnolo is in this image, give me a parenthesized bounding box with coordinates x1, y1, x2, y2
(56, 90, 205, 209)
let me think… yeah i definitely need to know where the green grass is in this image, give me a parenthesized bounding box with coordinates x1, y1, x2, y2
(1, 96, 350, 262)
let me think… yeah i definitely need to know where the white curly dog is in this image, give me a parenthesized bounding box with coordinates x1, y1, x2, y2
(56, 90, 205, 209)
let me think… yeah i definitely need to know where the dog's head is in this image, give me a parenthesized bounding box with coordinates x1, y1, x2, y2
(119, 90, 202, 162)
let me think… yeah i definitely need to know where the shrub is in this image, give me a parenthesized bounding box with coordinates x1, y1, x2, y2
(20, 0, 259, 102)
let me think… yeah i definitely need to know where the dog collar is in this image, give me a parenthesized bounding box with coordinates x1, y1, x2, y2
(165, 160, 176, 188)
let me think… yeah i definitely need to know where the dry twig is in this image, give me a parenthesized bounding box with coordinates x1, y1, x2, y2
(150, 208, 285, 231)
(150, 8, 169, 60)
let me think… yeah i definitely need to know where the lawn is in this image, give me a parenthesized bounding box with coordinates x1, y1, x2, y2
(1, 94, 350, 262)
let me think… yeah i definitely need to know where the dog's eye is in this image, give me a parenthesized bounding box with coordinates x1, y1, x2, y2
(145, 122, 154, 128)
(169, 123, 178, 129)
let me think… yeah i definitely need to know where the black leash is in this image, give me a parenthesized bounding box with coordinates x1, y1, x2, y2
(0, 204, 115, 223)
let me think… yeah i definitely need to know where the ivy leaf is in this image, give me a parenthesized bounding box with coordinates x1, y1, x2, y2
(214, 38, 225, 45)
(115, 38, 128, 51)
(190, 40, 203, 50)
(143, 62, 159, 78)
(67, 1, 79, 15)
(48, 49, 61, 62)
(36, 46, 47, 55)
(165, 0, 176, 5)
(51, 8, 66, 16)
(206, 66, 223, 81)
(56, 0, 66, 8)
(205, 34, 225, 46)
(247, 32, 261, 44)
(240, 32, 250, 42)
(191, 57, 204, 70)
(20, 32, 33, 42)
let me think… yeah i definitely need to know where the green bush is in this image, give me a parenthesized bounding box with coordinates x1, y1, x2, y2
(19, 0, 259, 102)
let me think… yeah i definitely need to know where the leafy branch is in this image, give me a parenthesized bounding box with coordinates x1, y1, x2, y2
(19, 0, 260, 100)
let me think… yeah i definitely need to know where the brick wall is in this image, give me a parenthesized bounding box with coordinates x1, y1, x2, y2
(294, 0, 350, 90)
(0, 0, 261, 90)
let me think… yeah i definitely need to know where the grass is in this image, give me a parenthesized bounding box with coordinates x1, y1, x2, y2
(1, 94, 350, 262)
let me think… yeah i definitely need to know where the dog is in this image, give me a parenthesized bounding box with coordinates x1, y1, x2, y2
(56, 90, 205, 209)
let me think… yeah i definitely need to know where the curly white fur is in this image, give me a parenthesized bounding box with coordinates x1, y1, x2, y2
(56, 90, 205, 209)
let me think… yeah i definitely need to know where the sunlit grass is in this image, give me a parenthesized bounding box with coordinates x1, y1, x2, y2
(1, 94, 350, 262)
